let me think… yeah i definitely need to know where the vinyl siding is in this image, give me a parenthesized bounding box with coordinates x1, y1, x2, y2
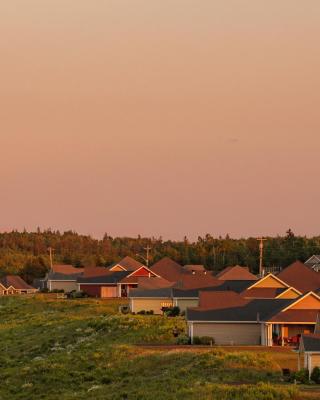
(131, 298, 173, 314)
(311, 354, 320, 370)
(176, 299, 199, 312)
(49, 281, 78, 292)
(192, 323, 261, 345)
(255, 276, 286, 288)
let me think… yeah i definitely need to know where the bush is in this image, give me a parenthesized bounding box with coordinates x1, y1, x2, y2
(176, 335, 190, 345)
(311, 366, 320, 384)
(137, 310, 146, 315)
(192, 336, 214, 345)
(69, 291, 87, 299)
(294, 368, 309, 384)
(163, 306, 180, 317)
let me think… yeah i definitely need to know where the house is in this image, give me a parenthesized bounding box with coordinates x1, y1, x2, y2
(107, 256, 145, 272)
(186, 291, 320, 346)
(299, 333, 320, 375)
(0, 276, 37, 295)
(78, 265, 160, 298)
(241, 273, 301, 299)
(36, 264, 84, 292)
(216, 265, 258, 281)
(305, 255, 320, 272)
(277, 261, 320, 293)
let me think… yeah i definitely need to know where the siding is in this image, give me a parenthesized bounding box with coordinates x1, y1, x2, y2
(50, 281, 78, 292)
(176, 299, 199, 312)
(311, 354, 320, 370)
(131, 298, 173, 314)
(192, 323, 261, 345)
(255, 276, 286, 288)
(80, 284, 102, 297)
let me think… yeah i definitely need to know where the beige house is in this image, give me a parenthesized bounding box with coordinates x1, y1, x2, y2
(299, 333, 320, 376)
(187, 291, 320, 346)
(129, 287, 200, 314)
(36, 265, 84, 292)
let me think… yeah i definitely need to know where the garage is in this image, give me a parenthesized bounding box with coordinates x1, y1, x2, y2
(190, 322, 261, 345)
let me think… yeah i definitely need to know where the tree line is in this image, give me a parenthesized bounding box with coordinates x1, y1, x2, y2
(0, 229, 319, 283)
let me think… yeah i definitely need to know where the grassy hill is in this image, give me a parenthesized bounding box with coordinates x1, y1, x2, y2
(0, 295, 306, 399)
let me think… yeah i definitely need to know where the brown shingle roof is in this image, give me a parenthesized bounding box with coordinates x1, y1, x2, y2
(109, 256, 145, 272)
(269, 309, 319, 323)
(199, 291, 248, 309)
(183, 265, 206, 272)
(242, 287, 287, 299)
(174, 272, 220, 290)
(0, 275, 35, 290)
(216, 265, 258, 281)
(277, 261, 320, 293)
(52, 265, 84, 275)
(150, 257, 184, 282)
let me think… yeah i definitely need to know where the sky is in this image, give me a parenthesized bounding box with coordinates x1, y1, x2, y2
(1, 1, 320, 240)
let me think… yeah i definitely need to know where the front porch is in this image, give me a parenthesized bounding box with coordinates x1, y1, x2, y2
(262, 323, 315, 347)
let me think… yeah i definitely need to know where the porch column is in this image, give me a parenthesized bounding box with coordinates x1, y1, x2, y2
(281, 325, 284, 346)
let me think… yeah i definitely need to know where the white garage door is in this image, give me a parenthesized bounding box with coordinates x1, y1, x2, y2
(193, 323, 261, 345)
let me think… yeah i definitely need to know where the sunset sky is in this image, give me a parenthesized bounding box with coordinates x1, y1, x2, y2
(1, 1, 320, 240)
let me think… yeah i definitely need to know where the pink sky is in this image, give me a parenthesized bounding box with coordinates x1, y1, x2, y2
(1, 1, 320, 239)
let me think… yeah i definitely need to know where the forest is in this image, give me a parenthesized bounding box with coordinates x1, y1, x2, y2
(0, 229, 319, 283)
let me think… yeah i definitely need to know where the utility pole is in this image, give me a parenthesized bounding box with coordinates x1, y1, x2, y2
(48, 247, 54, 269)
(136, 245, 151, 267)
(257, 237, 267, 277)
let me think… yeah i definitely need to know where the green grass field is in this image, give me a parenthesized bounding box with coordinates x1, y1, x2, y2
(0, 295, 313, 399)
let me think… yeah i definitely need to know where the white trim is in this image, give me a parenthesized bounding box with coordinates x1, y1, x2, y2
(246, 273, 290, 290)
(126, 266, 160, 278)
(48, 279, 78, 282)
(281, 291, 320, 312)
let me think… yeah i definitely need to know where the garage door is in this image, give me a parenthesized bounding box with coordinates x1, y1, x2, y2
(193, 323, 261, 345)
(101, 286, 118, 298)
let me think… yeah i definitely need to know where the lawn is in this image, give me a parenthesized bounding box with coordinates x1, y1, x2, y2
(0, 295, 307, 399)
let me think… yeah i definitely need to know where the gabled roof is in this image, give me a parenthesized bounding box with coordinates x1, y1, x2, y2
(135, 276, 174, 290)
(0, 275, 35, 290)
(174, 272, 220, 290)
(300, 334, 320, 352)
(199, 291, 248, 309)
(150, 258, 184, 282)
(216, 265, 258, 281)
(109, 256, 144, 272)
(246, 273, 289, 290)
(280, 291, 320, 312)
(277, 261, 320, 293)
(187, 298, 292, 322)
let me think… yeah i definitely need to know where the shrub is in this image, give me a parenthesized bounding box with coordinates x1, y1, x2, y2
(137, 310, 146, 315)
(176, 334, 190, 345)
(193, 336, 201, 345)
(192, 336, 214, 345)
(163, 306, 180, 317)
(294, 368, 309, 384)
(311, 366, 320, 384)
(70, 291, 87, 299)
